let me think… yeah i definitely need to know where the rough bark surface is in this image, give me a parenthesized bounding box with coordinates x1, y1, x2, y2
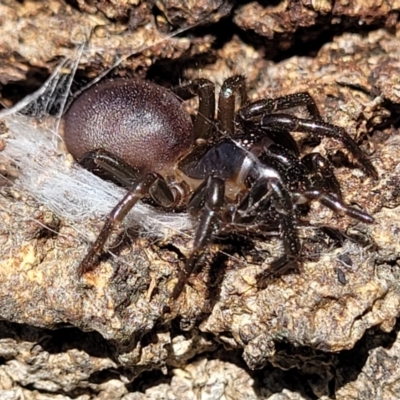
(1, 0, 400, 399)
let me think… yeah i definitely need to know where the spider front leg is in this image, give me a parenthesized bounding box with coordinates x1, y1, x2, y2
(179, 75, 249, 176)
(78, 149, 177, 276)
(172, 176, 225, 299)
(238, 93, 377, 178)
(79, 149, 141, 186)
(301, 153, 342, 195)
(217, 75, 248, 135)
(261, 114, 377, 178)
(292, 189, 374, 223)
(295, 153, 374, 223)
(173, 79, 216, 143)
(260, 170, 301, 276)
(263, 145, 374, 223)
(175, 75, 248, 139)
(239, 92, 322, 121)
(235, 166, 302, 278)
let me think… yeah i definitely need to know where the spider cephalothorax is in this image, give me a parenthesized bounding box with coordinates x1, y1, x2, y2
(64, 76, 376, 298)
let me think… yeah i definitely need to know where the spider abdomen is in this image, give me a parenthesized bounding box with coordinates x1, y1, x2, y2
(64, 79, 194, 173)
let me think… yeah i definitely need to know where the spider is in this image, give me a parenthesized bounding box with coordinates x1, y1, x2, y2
(64, 76, 376, 299)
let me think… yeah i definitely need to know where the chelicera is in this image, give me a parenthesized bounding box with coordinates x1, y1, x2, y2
(64, 76, 376, 299)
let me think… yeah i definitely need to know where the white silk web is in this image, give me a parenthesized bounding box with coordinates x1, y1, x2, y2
(0, 47, 193, 240)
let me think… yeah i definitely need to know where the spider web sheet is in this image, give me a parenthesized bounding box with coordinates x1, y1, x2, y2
(0, 55, 192, 239)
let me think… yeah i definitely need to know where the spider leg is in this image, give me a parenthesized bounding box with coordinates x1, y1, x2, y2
(236, 166, 302, 277)
(79, 149, 178, 207)
(179, 76, 249, 176)
(79, 149, 141, 186)
(238, 92, 321, 120)
(217, 75, 248, 135)
(260, 114, 377, 178)
(78, 151, 178, 275)
(262, 172, 302, 275)
(175, 79, 219, 176)
(262, 145, 373, 222)
(178, 75, 248, 137)
(235, 176, 275, 222)
(238, 92, 376, 178)
(292, 190, 374, 223)
(172, 176, 225, 299)
(236, 96, 313, 158)
(259, 140, 309, 190)
(301, 152, 342, 195)
(300, 152, 374, 222)
(173, 78, 216, 142)
(79, 173, 158, 275)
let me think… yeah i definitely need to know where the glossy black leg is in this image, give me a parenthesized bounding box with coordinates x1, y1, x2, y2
(79, 149, 141, 186)
(302, 153, 342, 195)
(260, 114, 377, 178)
(217, 75, 248, 135)
(238, 91, 377, 178)
(173, 78, 216, 143)
(292, 190, 374, 223)
(267, 175, 301, 274)
(236, 167, 301, 277)
(79, 173, 163, 275)
(172, 176, 225, 299)
(79, 149, 176, 207)
(178, 75, 250, 174)
(234, 176, 275, 223)
(238, 92, 321, 120)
